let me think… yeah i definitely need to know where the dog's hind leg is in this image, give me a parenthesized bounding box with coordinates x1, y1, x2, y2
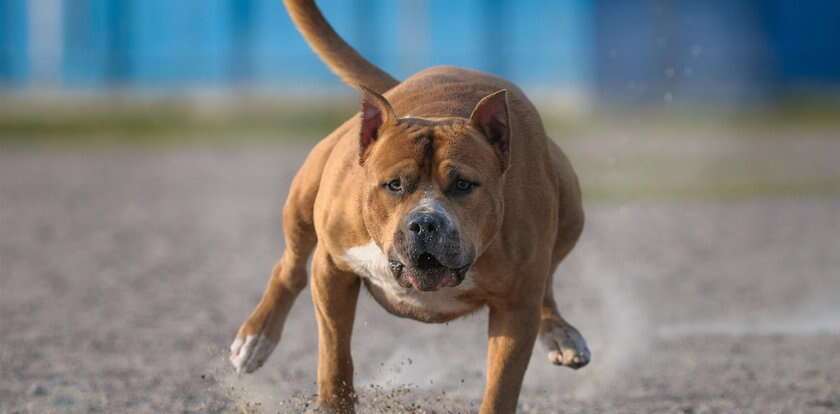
(230, 136, 337, 374)
(539, 271, 591, 369)
(538, 197, 590, 369)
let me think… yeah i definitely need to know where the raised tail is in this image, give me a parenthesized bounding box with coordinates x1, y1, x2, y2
(283, 0, 399, 94)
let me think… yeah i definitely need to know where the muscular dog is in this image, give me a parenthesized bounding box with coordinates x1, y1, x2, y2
(230, 1, 590, 412)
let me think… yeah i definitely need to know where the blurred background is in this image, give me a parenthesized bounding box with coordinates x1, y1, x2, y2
(2, 0, 840, 136)
(2, 1, 839, 413)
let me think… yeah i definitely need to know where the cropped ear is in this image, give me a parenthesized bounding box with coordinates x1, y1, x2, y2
(358, 85, 397, 164)
(469, 89, 510, 171)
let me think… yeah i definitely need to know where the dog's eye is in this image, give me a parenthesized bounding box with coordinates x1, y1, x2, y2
(385, 179, 403, 193)
(453, 178, 476, 194)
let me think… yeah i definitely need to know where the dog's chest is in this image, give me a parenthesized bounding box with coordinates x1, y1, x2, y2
(340, 242, 474, 316)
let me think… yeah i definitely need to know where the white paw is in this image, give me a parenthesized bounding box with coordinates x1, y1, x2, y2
(229, 334, 278, 374)
(540, 324, 591, 369)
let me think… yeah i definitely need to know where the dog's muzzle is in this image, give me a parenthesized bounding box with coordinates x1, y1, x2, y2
(389, 211, 473, 291)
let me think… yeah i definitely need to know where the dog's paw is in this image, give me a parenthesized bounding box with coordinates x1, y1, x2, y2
(229, 333, 278, 374)
(539, 321, 591, 369)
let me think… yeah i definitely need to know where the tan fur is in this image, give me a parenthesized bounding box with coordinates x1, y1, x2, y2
(231, 3, 589, 413)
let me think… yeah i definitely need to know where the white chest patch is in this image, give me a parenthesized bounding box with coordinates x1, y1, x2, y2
(340, 241, 475, 315)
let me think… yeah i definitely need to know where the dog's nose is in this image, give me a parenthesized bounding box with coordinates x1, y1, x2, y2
(407, 213, 444, 239)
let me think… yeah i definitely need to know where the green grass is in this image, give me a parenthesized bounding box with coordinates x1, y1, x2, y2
(541, 97, 840, 140)
(4, 95, 839, 146)
(2, 96, 839, 203)
(580, 176, 840, 203)
(0, 97, 357, 146)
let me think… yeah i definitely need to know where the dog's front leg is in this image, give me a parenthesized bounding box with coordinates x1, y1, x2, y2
(230, 251, 309, 373)
(312, 248, 361, 413)
(481, 302, 542, 414)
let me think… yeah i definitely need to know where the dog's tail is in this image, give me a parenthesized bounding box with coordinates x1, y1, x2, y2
(283, 0, 399, 94)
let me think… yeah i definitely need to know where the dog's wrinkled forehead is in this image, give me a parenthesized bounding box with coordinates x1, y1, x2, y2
(374, 117, 479, 165)
(398, 119, 438, 162)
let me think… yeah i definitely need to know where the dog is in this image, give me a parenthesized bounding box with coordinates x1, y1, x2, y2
(230, 1, 590, 412)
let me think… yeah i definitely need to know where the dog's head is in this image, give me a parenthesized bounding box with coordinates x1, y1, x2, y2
(357, 86, 511, 292)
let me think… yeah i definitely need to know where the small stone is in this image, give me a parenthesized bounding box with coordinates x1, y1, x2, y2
(51, 395, 74, 407)
(810, 400, 836, 409)
(27, 382, 47, 397)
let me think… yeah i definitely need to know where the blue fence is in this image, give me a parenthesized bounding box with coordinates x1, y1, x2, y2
(0, 0, 592, 90)
(0, 0, 29, 83)
(1, 0, 839, 103)
(594, 0, 840, 104)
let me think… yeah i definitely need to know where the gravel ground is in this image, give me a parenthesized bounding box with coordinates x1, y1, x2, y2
(1, 138, 839, 413)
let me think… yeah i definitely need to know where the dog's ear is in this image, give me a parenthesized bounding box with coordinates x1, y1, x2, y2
(358, 85, 396, 164)
(469, 89, 510, 171)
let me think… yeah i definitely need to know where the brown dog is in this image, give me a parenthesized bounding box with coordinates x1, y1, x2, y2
(230, 1, 590, 412)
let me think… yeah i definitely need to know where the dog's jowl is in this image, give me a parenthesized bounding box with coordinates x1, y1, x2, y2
(230, 1, 590, 412)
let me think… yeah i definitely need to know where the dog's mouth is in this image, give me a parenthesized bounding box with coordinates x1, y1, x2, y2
(389, 252, 470, 292)
(417, 252, 445, 270)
